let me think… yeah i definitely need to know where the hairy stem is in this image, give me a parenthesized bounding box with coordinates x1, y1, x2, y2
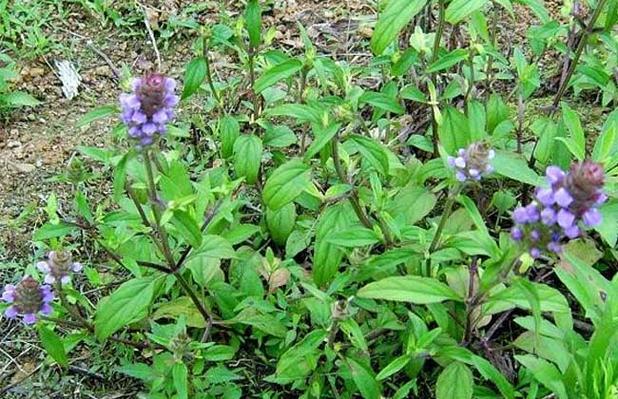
(430, 0, 446, 156)
(425, 185, 461, 276)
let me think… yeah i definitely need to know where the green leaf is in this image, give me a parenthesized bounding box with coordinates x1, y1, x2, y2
(370, 0, 427, 55)
(376, 355, 410, 381)
(313, 203, 354, 286)
(436, 362, 473, 399)
(358, 276, 462, 304)
(597, 200, 618, 247)
(262, 159, 311, 210)
(233, 134, 262, 185)
(233, 308, 287, 337)
(264, 124, 297, 147)
(172, 363, 189, 399)
(172, 209, 202, 248)
(350, 135, 389, 176)
(219, 116, 240, 158)
(327, 226, 381, 247)
(245, 0, 261, 48)
(266, 203, 296, 246)
(38, 325, 68, 367)
(360, 91, 405, 114)
(255, 59, 303, 93)
(194, 235, 236, 259)
(182, 57, 207, 99)
(400, 84, 427, 102)
(347, 358, 381, 399)
(33, 222, 77, 241)
(266, 103, 324, 125)
(113, 155, 130, 204)
(445, 0, 489, 24)
(515, 355, 568, 399)
(492, 151, 543, 186)
(274, 330, 327, 383)
(439, 106, 470, 155)
(427, 49, 468, 73)
(2, 91, 41, 107)
(94, 276, 158, 340)
(559, 103, 585, 160)
(77, 105, 117, 127)
(304, 122, 340, 161)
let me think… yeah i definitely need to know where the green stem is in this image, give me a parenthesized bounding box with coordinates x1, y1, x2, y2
(430, 0, 446, 156)
(331, 134, 372, 229)
(203, 37, 222, 108)
(248, 47, 260, 119)
(143, 150, 176, 268)
(425, 185, 461, 276)
(173, 270, 213, 342)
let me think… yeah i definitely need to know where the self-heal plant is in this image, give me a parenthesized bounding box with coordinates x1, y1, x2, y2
(2, 276, 54, 325)
(447, 142, 495, 182)
(511, 161, 607, 258)
(37, 250, 82, 285)
(120, 73, 179, 146)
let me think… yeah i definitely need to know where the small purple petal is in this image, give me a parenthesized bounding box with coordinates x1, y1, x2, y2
(564, 225, 580, 239)
(535, 188, 555, 206)
(541, 208, 557, 225)
(546, 166, 565, 185)
(469, 168, 480, 177)
(72, 262, 83, 272)
(44, 274, 56, 284)
(525, 203, 540, 222)
(60, 276, 71, 285)
(2, 285, 15, 303)
(142, 123, 157, 135)
(513, 207, 529, 224)
(595, 193, 608, 205)
(511, 227, 523, 240)
(40, 303, 52, 316)
(547, 242, 562, 253)
(530, 230, 541, 241)
(37, 261, 50, 273)
(447, 156, 456, 167)
(557, 209, 575, 228)
(152, 109, 168, 124)
(132, 112, 147, 124)
(583, 208, 602, 226)
(456, 171, 467, 182)
(4, 306, 18, 319)
(554, 188, 574, 208)
(22, 313, 37, 325)
(530, 248, 541, 259)
(454, 157, 466, 168)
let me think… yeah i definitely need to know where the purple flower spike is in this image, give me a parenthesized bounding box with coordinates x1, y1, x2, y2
(119, 73, 179, 147)
(447, 142, 495, 182)
(2, 276, 55, 325)
(510, 161, 607, 261)
(37, 251, 82, 286)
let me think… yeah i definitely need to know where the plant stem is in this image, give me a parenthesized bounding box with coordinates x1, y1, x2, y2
(143, 150, 176, 268)
(203, 37, 222, 107)
(462, 257, 479, 345)
(551, 0, 608, 111)
(248, 47, 260, 119)
(173, 270, 213, 342)
(331, 134, 372, 229)
(424, 185, 461, 276)
(430, 0, 446, 156)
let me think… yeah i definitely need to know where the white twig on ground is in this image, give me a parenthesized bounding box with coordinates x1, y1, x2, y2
(139, 2, 162, 71)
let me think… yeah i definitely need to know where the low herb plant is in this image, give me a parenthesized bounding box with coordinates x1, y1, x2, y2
(3, 0, 618, 398)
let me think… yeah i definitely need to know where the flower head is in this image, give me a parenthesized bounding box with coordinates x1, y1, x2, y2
(37, 250, 82, 285)
(120, 73, 179, 146)
(2, 276, 54, 325)
(510, 162, 607, 258)
(447, 142, 495, 182)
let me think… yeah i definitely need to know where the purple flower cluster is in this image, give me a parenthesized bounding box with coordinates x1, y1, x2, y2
(511, 161, 607, 258)
(2, 276, 54, 325)
(37, 250, 82, 285)
(120, 73, 179, 146)
(447, 142, 495, 182)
